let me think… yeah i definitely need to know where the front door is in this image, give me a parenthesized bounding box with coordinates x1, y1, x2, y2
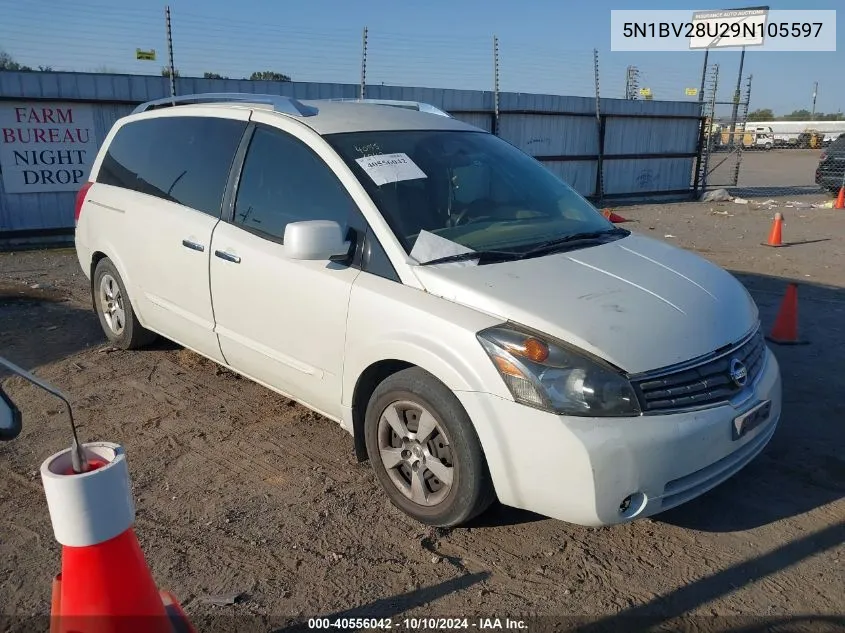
(209, 123, 365, 418)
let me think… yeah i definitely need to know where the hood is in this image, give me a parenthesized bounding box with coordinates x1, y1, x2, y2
(412, 233, 758, 374)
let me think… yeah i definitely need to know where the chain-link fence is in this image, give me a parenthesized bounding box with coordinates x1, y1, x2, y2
(705, 128, 844, 199)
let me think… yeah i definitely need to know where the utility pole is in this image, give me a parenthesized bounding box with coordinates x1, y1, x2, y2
(811, 81, 818, 120)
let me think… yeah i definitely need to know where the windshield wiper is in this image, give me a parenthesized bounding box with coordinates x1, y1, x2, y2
(417, 250, 519, 266)
(522, 227, 629, 257)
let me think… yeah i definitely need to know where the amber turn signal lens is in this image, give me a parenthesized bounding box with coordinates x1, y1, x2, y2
(522, 338, 550, 363)
(493, 355, 526, 378)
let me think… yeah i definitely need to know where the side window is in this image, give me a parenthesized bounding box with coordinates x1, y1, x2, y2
(233, 126, 358, 241)
(97, 116, 247, 217)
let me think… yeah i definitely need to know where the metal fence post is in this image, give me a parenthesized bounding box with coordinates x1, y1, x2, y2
(492, 35, 500, 136)
(593, 48, 604, 202)
(700, 63, 719, 193)
(360, 27, 368, 99)
(698, 49, 709, 104)
(692, 115, 707, 195)
(731, 73, 753, 186)
(165, 5, 176, 102)
(727, 46, 746, 148)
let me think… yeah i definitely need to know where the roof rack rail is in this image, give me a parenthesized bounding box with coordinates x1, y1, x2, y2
(325, 98, 452, 118)
(131, 93, 318, 117)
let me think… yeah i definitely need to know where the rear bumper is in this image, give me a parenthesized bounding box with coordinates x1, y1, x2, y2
(457, 348, 782, 526)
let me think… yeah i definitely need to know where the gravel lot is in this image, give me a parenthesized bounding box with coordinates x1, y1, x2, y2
(1, 196, 843, 631)
(707, 149, 826, 198)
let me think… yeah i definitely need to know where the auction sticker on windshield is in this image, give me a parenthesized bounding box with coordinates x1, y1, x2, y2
(355, 152, 427, 186)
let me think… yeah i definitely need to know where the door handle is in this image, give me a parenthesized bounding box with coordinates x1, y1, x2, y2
(182, 239, 205, 252)
(214, 250, 241, 264)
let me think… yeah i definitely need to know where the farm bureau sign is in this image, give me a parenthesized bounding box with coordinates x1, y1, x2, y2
(0, 102, 98, 194)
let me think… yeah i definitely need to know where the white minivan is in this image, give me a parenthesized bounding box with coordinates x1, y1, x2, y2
(74, 94, 782, 528)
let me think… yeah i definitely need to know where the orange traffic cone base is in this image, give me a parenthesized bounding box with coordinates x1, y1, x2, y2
(51, 574, 194, 633)
(765, 334, 809, 346)
(602, 208, 629, 223)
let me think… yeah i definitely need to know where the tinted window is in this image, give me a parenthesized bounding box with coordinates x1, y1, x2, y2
(98, 116, 247, 216)
(233, 127, 358, 241)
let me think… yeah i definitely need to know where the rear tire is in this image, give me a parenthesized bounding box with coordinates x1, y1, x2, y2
(364, 367, 495, 527)
(93, 258, 156, 350)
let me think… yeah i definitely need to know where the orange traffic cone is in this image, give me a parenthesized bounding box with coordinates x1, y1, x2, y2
(41, 443, 195, 633)
(835, 186, 845, 210)
(765, 283, 809, 345)
(763, 212, 786, 247)
(602, 208, 629, 223)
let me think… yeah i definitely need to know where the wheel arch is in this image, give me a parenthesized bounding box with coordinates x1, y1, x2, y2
(346, 336, 509, 462)
(88, 248, 142, 323)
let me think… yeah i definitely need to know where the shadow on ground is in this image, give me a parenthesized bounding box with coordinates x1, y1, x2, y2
(0, 282, 103, 372)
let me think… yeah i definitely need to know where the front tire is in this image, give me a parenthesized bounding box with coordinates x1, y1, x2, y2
(93, 258, 156, 350)
(364, 368, 495, 527)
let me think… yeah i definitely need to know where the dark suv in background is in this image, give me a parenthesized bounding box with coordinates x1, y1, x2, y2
(816, 134, 845, 193)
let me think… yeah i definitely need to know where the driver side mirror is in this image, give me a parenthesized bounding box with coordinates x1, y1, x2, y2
(0, 386, 22, 442)
(283, 220, 352, 262)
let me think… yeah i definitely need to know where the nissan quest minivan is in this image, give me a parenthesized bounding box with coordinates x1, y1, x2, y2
(74, 94, 782, 528)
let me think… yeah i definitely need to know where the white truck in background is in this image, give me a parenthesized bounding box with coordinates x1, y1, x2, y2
(745, 120, 845, 148)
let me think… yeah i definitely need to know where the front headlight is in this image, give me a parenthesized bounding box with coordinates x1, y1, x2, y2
(477, 325, 640, 417)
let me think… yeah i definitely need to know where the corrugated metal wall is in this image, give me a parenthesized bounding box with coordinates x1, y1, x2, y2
(0, 71, 702, 236)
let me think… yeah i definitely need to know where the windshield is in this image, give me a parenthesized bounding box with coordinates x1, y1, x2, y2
(325, 130, 615, 255)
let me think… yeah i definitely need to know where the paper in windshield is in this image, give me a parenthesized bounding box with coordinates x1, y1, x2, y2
(355, 153, 427, 186)
(410, 230, 478, 267)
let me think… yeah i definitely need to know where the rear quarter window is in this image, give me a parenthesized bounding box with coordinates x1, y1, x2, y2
(829, 134, 845, 152)
(97, 115, 247, 217)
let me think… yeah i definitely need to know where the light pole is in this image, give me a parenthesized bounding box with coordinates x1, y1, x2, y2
(811, 82, 818, 120)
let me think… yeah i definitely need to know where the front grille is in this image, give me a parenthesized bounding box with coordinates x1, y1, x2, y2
(633, 328, 766, 413)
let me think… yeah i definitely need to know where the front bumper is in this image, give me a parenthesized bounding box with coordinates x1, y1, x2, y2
(457, 348, 782, 526)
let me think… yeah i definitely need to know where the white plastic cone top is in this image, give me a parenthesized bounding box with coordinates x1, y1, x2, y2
(40, 442, 135, 547)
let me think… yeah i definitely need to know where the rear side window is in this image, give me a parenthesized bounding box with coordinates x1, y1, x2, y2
(232, 126, 357, 241)
(97, 116, 247, 217)
(830, 134, 845, 152)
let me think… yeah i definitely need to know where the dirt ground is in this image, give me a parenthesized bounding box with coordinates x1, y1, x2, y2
(1, 196, 844, 632)
(708, 149, 827, 198)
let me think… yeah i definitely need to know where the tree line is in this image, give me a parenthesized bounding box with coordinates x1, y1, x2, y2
(1, 50, 290, 82)
(748, 108, 844, 121)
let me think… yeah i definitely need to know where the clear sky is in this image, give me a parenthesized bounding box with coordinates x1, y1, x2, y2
(1, 0, 841, 117)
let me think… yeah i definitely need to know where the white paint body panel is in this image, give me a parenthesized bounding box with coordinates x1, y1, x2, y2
(210, 221, 360, 418)
(412, 233, 759, 373)
(75, 100, 783, 526)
